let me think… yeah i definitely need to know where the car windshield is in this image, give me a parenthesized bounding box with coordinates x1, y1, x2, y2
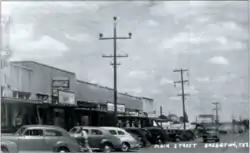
(15, 127, 26, 135)
(69, 127, 80, 133)
(206, 129, 217, 134)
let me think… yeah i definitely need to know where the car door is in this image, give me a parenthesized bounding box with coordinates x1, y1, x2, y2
(43, 129, 64, 152)
(18, 129, 45, 153)
(88, 129, 103, 149)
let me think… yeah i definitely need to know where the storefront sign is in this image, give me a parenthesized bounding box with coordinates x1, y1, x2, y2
(52, 77, 70, 96)
(52, 77, 70, 88)
(107, 103, 126, 113)
(58, 90, 75, 105)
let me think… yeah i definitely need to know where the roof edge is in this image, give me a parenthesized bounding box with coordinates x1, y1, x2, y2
(77, 80, 145, 100)
(11, 61, 76, 75)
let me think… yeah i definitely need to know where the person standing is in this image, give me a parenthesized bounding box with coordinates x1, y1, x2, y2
(81, 129, 93, 153)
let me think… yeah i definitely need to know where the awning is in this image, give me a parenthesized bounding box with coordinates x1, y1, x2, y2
(2, 97, 42, 104)
(75, 107, 107, 113)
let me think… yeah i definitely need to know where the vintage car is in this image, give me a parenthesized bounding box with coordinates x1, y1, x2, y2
(101, 127, 139, 152)
(1, 140, 18, 153)
(69, 126, 123, 153)
(203, 128, 220, 143)
(124, 127, 151, 147)
(2, 125, 81, 153)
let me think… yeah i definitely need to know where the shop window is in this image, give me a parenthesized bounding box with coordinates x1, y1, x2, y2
(36, 94, 49, 103)
(13, 91, 31, 100)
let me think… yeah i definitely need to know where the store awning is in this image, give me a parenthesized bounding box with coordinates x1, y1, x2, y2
(75, 107, 108, 113)
(2, 97, 42, 104)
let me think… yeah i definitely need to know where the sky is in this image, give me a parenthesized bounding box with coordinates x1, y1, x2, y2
(1, 1, 249, 122)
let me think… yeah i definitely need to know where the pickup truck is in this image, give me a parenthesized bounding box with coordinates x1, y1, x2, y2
(2, 125, 81, 153)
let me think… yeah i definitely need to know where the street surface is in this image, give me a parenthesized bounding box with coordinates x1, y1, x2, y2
(112, 132, 249, 153)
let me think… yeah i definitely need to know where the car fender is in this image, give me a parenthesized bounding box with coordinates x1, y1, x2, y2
(101, 139, 112, 145)
(53, 141, 69, 151)
(1, 140, 18, 153)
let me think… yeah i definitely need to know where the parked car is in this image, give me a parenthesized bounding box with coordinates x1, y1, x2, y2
(101, 127, 139, 152)
(1, 140, 18, 153)
(142, 127, 169, 144)
(124, 127, 151, 147)
(203, 128, 220, 143)
(1, 125, 81, 153)
(69, 126, 122, 153)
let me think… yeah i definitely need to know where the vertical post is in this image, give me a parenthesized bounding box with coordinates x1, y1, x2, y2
(113, 18, 118, 125)
(160, 106, 162, 116)
(212, 102, 219, 134)
(99, 17, 132, 126)
(180, 69, 186, 130)
(173, 68, 189, 131)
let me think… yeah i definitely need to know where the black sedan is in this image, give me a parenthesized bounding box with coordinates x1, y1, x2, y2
(124, 127, 151, 147)
(142, 127, 169, 144)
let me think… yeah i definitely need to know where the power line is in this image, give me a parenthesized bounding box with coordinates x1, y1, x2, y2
(173, 68, 189, 130)
(99, 16, 132, 126)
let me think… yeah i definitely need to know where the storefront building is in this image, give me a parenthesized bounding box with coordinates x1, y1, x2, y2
(9, 61, 77, 130)
(1, 63, 41, 132)
(2, 61, 155, 131)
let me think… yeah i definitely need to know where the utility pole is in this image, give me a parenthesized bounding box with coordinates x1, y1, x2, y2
(212, 102, 219, 133)
(160, 106, 163, 116)
(99, 16, 132, 126)
(173, 68, 189, 130)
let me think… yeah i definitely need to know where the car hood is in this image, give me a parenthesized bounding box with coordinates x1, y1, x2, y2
(2, 134, 19, 141)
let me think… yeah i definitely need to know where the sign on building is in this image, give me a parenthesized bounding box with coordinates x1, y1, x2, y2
(52, 77, 70, 96)
(107, 102, 126, 113)
(58, 90, 75, 105)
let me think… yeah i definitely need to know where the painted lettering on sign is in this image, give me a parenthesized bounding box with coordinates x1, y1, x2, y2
(52, 80, 69, 88)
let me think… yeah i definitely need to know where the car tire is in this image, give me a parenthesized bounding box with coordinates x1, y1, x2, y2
(121, 142, 130, 152)
(138, 138, 144, 148)
(203, 139, 207, 143)
(1, 147, 9, 153)
(57, 147, 70, 153)
(216, 139, 220, 142)
(102, 143, 113, 153)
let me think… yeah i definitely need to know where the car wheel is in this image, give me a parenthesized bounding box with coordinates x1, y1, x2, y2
(57, 147, 69, 153)
(102, 143, 113, 153)
(1, 147, 9, 153)
(121, 142, 130, 152)
(137, 137, 144, 148)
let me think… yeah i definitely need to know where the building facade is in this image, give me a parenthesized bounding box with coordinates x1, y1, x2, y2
(141, 97, 156, 118)
(1, 61, 151, 131)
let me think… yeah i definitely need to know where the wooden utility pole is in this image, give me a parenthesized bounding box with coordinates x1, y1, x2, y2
(160, 106, 163, 116)
(99, 16, 132, 126)
(212, 102, 219, 133)
(173, 68, 189, 130)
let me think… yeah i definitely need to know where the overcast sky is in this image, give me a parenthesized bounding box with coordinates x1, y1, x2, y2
(1, 1, 249, 122)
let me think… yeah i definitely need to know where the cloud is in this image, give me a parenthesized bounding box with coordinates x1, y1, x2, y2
(208, 56, 229, 65)
(127, 70, 149, 79)
(64, 33, 93, 43)
(160, 78, 173, 85)
(125, 88, 143, 95)
(146, 19, 159, 27)
(196, 77, 210, 83)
